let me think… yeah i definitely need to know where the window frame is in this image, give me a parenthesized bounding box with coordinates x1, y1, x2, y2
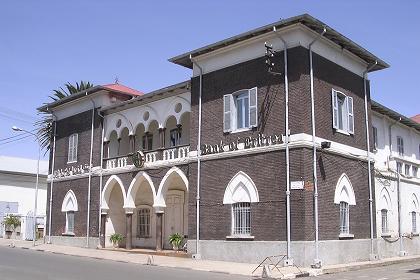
(373, 126, 378, 151)
(231, 202, 251, 237)
(381, 209, 389, 234)
(65, 211, 75, 235)
(412, 211, 417, 234)
(405, 164, 411, 177)
(396, 162, 403, 174)
(413, 166, 418, 178)
(169, 128, 182, 147)
(136, 207, 151, 239)
(67, 133, 78, 163)
(397, 136, 404, 156)
(223, 88, 258, 133)
(142, 133, 153, 151)
(339, 201, 350, 235)
(332, 89, 354, 135)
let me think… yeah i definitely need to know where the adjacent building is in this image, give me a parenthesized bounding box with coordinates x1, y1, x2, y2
(38, 14, 420, 267)
(0, 156, 48, 240)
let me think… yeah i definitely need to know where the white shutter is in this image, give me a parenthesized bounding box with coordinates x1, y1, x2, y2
(223, 94, 232, 132)
(249, 87, 258, 128)
(73, 134, 78, 161)
(68, 136, 73, 162)
(332, 89, 339, 129)
(347, 96, 354, 134)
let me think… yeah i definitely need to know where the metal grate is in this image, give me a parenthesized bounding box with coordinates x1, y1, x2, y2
(232, 202, 251, 236)
(137, 208, 150, 238)
(339, 202, 349, 234)
(381, 209, 388, 233)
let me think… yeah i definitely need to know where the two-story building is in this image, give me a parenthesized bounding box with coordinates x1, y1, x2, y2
(39, 14, 392, 267)
(371, 101, 420, 257)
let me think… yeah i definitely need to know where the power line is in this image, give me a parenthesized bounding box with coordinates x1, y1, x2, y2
(0, 128, 38, 143)
(0, 134, 32, 146)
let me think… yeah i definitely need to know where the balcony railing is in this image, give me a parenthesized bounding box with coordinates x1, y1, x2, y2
(104, 145, 190, 170)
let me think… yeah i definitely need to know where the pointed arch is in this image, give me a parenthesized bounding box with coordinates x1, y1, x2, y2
(61, 190, 78, 212)
(102, 175, 127, 210)
(155, 167, 189, 207)
(411, 193, 419, 212)
(334, 173, 356, 205)
(126, 171, 157, 208)
(379, 187, 392, 210)
(223, 171, 259, 204)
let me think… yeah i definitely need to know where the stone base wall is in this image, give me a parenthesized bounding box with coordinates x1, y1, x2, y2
(49, 236, 99, 249)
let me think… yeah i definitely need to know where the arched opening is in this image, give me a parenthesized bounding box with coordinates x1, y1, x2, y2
(379, 188, 391, 235)
(61, 190, 78, 235)
(134, 123, 146, 151)
(146, 120, 159, 151)
(102, 176, 126, 247)
(108, 131, 119, 158)
(126, 172, 157, 249)
(179, 112, 190, 146)
(119, 127, 130, 156)
(165, 116, 179, 148)
(156, 167, 188, 249)
(334, 173, 355, 236)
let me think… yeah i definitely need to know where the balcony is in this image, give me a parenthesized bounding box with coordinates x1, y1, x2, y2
(104, 145, 190, 170)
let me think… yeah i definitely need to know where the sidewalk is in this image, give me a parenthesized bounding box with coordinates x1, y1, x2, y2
(1, 238, 420, 279)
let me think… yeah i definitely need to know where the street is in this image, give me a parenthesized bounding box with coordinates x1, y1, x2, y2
(0, 246, 248, 280)
(316, 261, 420, 280)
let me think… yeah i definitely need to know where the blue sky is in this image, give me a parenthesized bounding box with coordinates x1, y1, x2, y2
(0, 0, 419, 160)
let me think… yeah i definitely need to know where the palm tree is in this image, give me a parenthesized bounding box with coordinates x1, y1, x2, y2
(37, 81, 94, 153)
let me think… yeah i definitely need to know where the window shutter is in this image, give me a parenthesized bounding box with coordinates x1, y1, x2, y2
(332, 89, 339, 129)
(347, 96, 354, 134)
(73, 134, 78, 161)
(249, 87, 258, 128)
(68, 136, 73, 162)
(223, 94, 232, 132)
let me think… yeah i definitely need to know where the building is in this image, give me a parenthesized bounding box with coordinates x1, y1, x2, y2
(0, 156, 48, 240)
(39, 14, 395, 267)
(371, 102, 420, 257)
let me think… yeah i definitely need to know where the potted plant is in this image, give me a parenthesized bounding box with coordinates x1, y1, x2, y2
(168, 233, 184, 251)
(109, 233, 124, 248)
(3, 215, 21, 239)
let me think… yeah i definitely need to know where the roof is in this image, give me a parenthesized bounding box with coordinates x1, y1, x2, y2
(371, 101, 420, 132)
(38, 83, 143, 112)
(101, 80, 190, 114)
(0, 156, 48, 176)
(169, 13, 389, 72)
(411, 114, 420, 124)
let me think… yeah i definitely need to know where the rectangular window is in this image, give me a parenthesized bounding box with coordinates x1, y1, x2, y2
(232, 202, 251, 236)
(413, 166, 418, 178)
(223, 88, 257, 133)
(339, 202, 349, 234)
(137, 208, 151, 238)
(396, 162, 403, 174)
(405, 164, 411, 176)
(332, 89, 354, 135)
(373, 126, 378, 151)
(169, 128, 181, 147)
(381, 209, 388, 233)
(66, 211, 74, 234)
(397, 136, 404, 156)
(67, 134, 78, 163)
(412, 211, 417, 233)
(142, 134, 153, 151)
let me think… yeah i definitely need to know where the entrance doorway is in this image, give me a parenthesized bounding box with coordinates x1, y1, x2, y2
(163, 190, 185, 249)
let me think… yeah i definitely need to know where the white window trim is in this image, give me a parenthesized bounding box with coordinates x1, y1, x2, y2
(223, 88, 258, 134)
(61, 190, 78, 236)
(67, 133, 78, 163)
(332, 89, 354, 135)
(65, 211, 75, 236)
(228, 202, 253, 239)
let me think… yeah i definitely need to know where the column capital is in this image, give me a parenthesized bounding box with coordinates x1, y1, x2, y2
(124, 207, 135, 215)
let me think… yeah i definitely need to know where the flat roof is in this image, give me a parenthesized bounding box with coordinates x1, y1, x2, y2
(371, 100, 420, 132)
(169, 13, 389, 72)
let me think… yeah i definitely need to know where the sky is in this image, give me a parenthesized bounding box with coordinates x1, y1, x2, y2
(0, 0, 419, 160)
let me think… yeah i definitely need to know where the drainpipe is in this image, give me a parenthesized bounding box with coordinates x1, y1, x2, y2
(309, 26, 326, 268)
(190, 55, 202, 258)
(86, 97, 96, 247)
(47, 112, 58, 244)
(273, 26, 292, 264)
(97, 110, 105, 248)
(363, 61, 378, 259)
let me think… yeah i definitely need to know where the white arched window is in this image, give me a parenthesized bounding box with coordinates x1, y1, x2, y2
(223, 172, 259, 237)
(334, 174, 356, 236)
(411, 194, 419, 234)
(379, 188, 392, 235)
(61, 190, 78, 235)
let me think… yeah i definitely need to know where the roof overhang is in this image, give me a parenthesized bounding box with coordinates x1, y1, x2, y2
(169, 13, 389, 72)
(371, 100, 420, 132)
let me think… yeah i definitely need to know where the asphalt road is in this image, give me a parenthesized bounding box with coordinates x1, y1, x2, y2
(0, 246, 248, 280)
(316, 261, 420, 280)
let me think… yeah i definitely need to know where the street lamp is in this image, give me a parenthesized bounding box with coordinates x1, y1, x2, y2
(12, 126, 40, 247)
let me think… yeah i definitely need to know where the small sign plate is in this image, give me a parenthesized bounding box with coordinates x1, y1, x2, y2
(291, 181, 304, 190)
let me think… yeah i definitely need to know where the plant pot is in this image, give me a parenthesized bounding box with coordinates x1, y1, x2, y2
(112, 242, 119, 249)
(5, 231, 12, 239)
(172, 244, 179, 251)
